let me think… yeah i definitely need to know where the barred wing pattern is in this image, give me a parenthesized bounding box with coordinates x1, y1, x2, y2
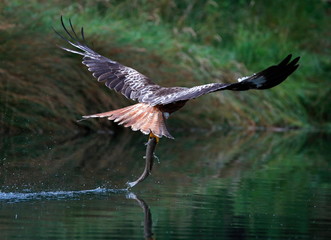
(56, 17, 299, 107)
(146, 54, 300, 106)
(55, 17, 163, 103)
(82, 56, 162, 102)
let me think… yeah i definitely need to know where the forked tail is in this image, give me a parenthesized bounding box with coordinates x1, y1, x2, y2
(81, 103, 173, 139)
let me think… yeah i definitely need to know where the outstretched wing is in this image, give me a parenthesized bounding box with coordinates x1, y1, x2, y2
(146, 54, 300, 106)
(55, 17, 299, 107)
(54, 17, 163, 103)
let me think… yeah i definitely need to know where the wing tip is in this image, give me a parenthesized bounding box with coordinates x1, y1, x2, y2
(282, 54, 300, 68)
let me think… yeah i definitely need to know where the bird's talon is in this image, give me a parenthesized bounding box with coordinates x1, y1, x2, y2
(149, 133, 160, 143)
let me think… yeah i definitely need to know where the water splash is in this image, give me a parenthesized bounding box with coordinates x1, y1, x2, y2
(0, 187, 128, 203)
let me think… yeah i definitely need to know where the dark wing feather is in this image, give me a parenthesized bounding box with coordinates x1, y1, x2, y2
(147, 54, 300, 106)
(54, 17, 163, 103)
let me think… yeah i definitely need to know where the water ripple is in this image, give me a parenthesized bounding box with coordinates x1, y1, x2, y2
(0, 187, 128, 203)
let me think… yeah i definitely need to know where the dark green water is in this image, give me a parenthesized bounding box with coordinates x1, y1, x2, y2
(1, 130, 330, 239)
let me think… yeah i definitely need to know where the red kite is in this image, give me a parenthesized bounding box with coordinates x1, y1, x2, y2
(55, 17, 300, 141)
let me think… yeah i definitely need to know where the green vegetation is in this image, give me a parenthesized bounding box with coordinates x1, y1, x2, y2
(1, 0, 330, 134)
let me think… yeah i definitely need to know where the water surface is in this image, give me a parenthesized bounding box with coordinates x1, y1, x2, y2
(1, 130, 330, 239)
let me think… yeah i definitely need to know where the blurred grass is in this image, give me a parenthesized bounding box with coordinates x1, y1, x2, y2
(0, 0, 330, 134)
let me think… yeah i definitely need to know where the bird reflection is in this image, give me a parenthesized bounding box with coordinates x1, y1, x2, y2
(127, 192, 154, 240)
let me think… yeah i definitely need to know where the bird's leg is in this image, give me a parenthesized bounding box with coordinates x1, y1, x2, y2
(126, 135, 158, 188)
(149, 132, 159, 143)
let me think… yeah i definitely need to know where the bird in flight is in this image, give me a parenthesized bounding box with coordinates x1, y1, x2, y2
(55, 17, 300, 142)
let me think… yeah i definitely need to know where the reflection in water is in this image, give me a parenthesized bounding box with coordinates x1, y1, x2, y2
(0, 186, 155, 240)
(0, 129, 315, 190)
(127, 192, 154, 240)
(0, 131, 140, 190)
(0, 130, 330, 239)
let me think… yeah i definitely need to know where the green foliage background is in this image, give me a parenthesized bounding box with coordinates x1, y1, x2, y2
(1, 0, 330, 134)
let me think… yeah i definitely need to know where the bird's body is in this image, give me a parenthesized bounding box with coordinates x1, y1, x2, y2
(55, 17, 300, 140)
